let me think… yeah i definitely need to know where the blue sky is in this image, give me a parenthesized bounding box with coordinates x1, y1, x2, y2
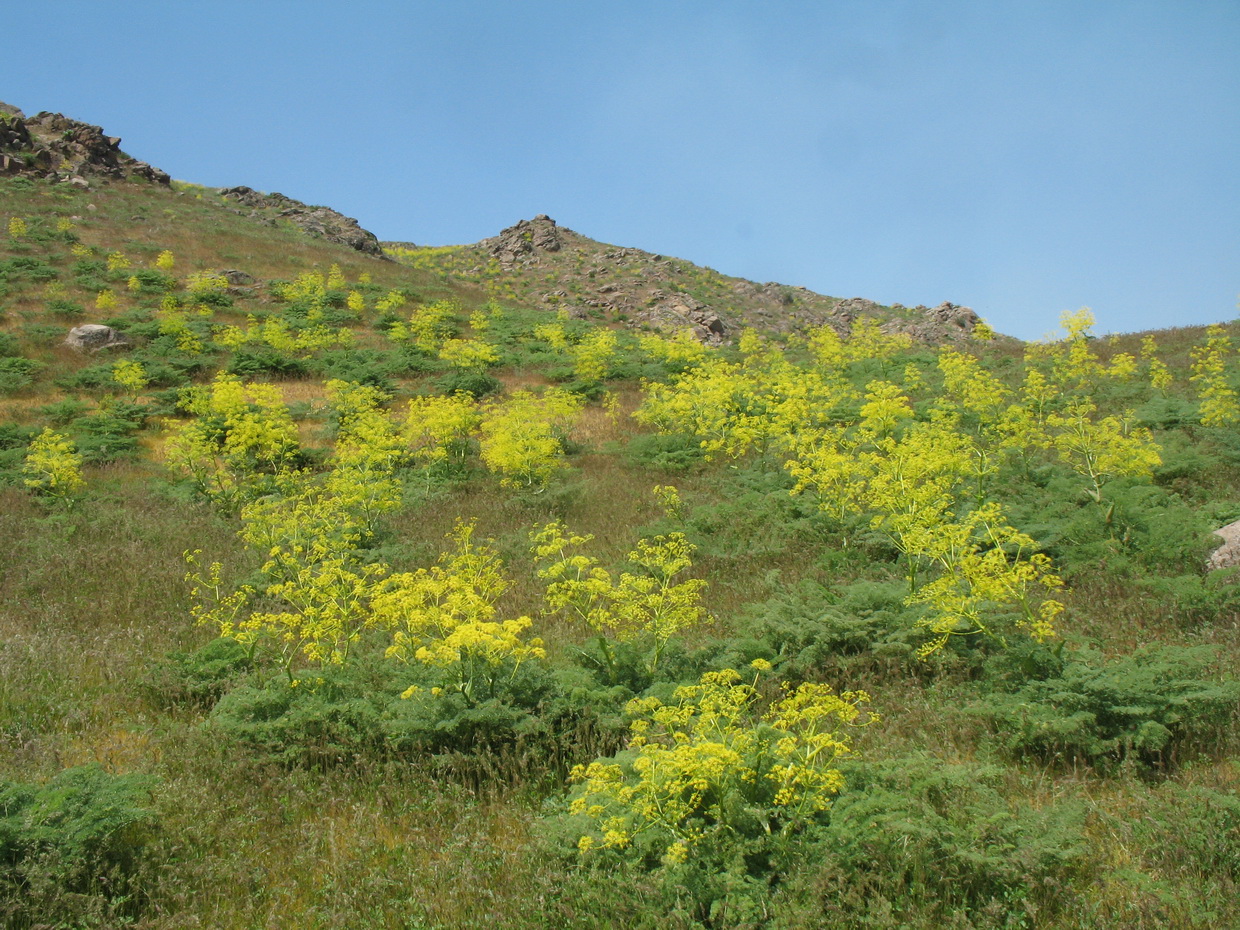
(3, 1, 1237, 340)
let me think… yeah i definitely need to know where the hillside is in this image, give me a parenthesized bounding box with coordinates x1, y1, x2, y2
(385, 214, 984, 346)
(1, 103, 1240, 930)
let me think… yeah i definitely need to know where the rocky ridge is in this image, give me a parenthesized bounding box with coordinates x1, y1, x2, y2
(0, 102, 169, 186)
(0, 101, 384, 257)
(219, 186, 384, 257)
(406, 214, 984, 346)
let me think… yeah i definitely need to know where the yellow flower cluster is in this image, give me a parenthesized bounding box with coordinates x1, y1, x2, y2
(570, 668, 873, 864)
(530, 515, 708, 672)
(478, 388, 583, 488)
(214, 315, 352, 356)
(22, 428, 85, 502)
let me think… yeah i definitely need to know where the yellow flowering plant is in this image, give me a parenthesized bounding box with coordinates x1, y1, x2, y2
(531, 517, 709, 676)
(373, 522, 545, 702)
(568, 666, 874, 867)
(22, 428, 85, 504)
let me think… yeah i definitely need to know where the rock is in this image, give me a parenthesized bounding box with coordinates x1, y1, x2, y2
(0, 100, 171, 185)
(635, 293, 728, 346)
(218, 269, 255, 285)
(65, 324, 129, 352)
(219, 186, 384, 255)
(1207, 519, 1240, 572)
(219, 185, 268, 208)
(922, 301, 981, 330)
(832, 297, 881, 322)
(481, 216, 564, 267)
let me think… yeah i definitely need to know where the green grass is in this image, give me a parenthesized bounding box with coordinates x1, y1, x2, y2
(2, 172, 1240, 928)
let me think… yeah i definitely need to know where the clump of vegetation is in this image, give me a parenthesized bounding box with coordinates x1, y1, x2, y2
(0, 765, 157, 927)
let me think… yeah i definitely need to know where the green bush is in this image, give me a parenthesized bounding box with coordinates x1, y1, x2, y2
(46, 297, 85, 317)
(781, 753, 1086, 927)
(1141, 782, 1240, 883)
(226, 348, 310, 378)
(36, 397, 91, 426)
(623, 431, 706, 472)
(0, 356, 44, 394)
(208, 656, 626, 774)
(0, 764, 157, 926)
(311, 347, 401, 390)
(975, 645, 1239, 770)
(128, 268, 177, 292)
(141, 637, 254, 710)
(722, 579, 925, 677)
(434, 369, 501, 398)
(71, 409, 146, 463)
(0, 256, 58, 281)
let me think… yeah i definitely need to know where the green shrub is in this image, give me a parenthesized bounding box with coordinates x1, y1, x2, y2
(435, 369, 501, 398)
(624, 431, 706, 472)
(46, 297, 85, 317)
(311, 347, 401, 390)
(141, 637, 254, 710)
(0, 256, 58, 281)
(0, 422, 37, 487)
(208, 656, 626, 774)
(0, 764, 157, 926)
(71, 409, 145, 463)
(226, 348, 310, 378)
(0, 356, 44, 394)
(723, 579, 925, 677)
(1141, 782, 1240, 883)
(1138, 571, 1240, 627)
(781, 753, 1086, 927)
(128, 268, 177, 292)
(975, 645, 1239, 769)
(36, 397, 91, 426)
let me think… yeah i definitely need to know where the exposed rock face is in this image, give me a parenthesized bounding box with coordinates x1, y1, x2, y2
(635, 292, 728, 345)
(0, 103, 169, 185)
(482, 215, 564, 267)
(1208, 519, 1240, 572)
(65, 324, 130, 352)
(220, 186, 383, 256)
(881, 302, 983, 344)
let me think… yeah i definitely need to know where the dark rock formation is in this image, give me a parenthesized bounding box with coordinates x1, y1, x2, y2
(0, 103, 169, 184)
(220, 186, 383, 256)
(482, 215, 564, 267)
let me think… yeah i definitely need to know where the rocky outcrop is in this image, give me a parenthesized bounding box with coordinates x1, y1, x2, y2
(481, 215, 563, 267)
(1208, 519, 1240, 573)
(635, 292, 728, 345)
(0, 103, 169, 185)
(395, 214, 1002, 346)
(65, 324, 130, 352)
(220, 186, 383, 256)
(881, 302, 983, 344)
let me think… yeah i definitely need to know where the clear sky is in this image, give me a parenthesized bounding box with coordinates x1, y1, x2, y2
(3, 1, 1237, 340)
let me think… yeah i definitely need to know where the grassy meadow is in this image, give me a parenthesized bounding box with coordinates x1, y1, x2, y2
(1, 173, 1239, 929)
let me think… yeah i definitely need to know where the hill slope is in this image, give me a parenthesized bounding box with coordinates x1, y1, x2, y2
(1, 101, 1239, 930)
(387, 213, 985, 345)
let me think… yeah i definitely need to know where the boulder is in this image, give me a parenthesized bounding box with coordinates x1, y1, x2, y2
(65, 324, 129, 352)
(1207, 519, 1240, 572)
